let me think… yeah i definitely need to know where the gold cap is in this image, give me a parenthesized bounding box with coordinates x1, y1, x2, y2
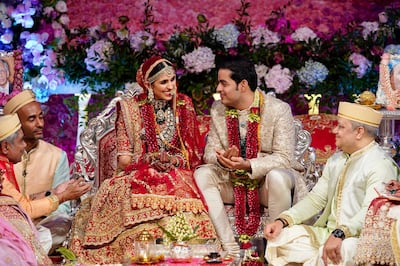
(337, 102, 382, 128)
(0, 114, 21, 141)
(3, 89, 36, 114)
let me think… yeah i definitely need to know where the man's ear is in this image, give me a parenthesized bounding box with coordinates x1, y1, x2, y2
(0, 142, 8, 155)
(356, 126, 365, 139)
(239, 80, 249, 91)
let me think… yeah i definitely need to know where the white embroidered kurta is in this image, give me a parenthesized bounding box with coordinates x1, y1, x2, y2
(266, 141, 400, 265)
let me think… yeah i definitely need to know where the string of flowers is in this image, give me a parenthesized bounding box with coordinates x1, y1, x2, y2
(123, 93, 190, 173)
(138, 94, 182, 153)
(139, 94, 160, 152)
(225, 90, 263, 245)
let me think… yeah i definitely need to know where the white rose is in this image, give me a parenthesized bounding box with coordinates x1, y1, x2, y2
(55, 1, 68, 13)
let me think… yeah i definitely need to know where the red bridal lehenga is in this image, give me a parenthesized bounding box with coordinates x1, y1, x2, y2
(69, 94, 218, 264)
(354, 181, 400, 265)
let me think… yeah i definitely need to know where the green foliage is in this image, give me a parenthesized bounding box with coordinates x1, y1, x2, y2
(56, 247, 77, 266)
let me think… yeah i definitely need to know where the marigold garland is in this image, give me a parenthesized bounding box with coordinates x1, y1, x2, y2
(225, 90, 263, 240)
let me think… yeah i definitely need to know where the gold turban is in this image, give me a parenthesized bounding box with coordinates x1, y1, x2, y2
(0, 114, 21, 141)
(3, 89, 36, 114)
(337, 102, 382, 128)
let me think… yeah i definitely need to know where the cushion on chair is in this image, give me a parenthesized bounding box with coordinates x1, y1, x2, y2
(294, 114, 337, 164)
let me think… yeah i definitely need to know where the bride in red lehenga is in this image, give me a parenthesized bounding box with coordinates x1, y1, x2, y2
(69, 56, 218, 264)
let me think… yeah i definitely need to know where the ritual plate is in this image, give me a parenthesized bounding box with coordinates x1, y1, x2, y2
(131, 258, 160, 264)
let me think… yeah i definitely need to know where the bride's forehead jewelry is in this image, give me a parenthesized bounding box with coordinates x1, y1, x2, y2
(147, 63, 175, 84)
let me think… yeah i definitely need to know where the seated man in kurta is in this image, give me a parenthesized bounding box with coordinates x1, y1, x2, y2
(194, 56, 308, 257)
(0, 114, 52, 265)
(264, 102, 400, 265)
(4, 89, 93, 253)
(0, 110, 91, 253)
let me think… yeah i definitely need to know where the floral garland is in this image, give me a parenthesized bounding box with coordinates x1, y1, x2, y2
(225, 90, 262, 240)
(379, 57, 400, 109)
(137, 94, 190, 166)
(124, 95, 181, 191)
(124, 94, 192, 180)
(139, 95, 178, 153)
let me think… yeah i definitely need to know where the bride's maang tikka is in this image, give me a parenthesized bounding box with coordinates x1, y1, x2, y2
(147, 61, 175, 84)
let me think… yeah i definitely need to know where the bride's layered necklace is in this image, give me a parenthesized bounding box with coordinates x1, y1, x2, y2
(153, 100, 175, 149)
(140, 96, 179, 153)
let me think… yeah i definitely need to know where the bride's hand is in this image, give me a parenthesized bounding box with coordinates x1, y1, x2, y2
(159, 151, 170, 163)
(150, 152, 178, 172)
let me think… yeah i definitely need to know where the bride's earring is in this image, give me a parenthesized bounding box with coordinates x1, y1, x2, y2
(148, 88, 154, 102)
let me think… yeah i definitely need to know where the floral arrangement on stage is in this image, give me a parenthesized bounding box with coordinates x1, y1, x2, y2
(57, 0, 400, 114)
(157, 211, 199, 245)
(1, 0, 400, 114)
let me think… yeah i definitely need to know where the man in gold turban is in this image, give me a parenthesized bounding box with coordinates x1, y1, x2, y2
(0, 114, 52, 265)
(3, 90, 91, 253)
(263, 102, 400, 265)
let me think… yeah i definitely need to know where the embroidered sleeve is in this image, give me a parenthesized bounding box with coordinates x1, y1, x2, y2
(116, 102, 134, 157)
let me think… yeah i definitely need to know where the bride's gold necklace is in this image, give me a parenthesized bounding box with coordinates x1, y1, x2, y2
(153, 100, 175, 150)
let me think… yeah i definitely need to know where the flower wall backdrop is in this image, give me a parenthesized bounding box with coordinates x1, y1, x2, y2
(1, 0, 400, 163)
(66, 0, 397, 39)
(55, 0, 400, 114)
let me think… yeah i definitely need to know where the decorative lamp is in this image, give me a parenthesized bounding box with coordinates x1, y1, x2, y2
(134, 230, 156, 264)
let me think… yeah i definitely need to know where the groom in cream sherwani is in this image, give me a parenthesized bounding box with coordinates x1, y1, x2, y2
(194, 56, 308, 257)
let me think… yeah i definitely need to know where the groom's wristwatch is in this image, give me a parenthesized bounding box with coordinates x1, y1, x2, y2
(331, 229, 345, 240)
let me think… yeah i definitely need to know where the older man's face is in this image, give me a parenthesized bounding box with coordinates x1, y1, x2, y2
(333, 117, 360, 154)
(6, 129, 26, 164)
